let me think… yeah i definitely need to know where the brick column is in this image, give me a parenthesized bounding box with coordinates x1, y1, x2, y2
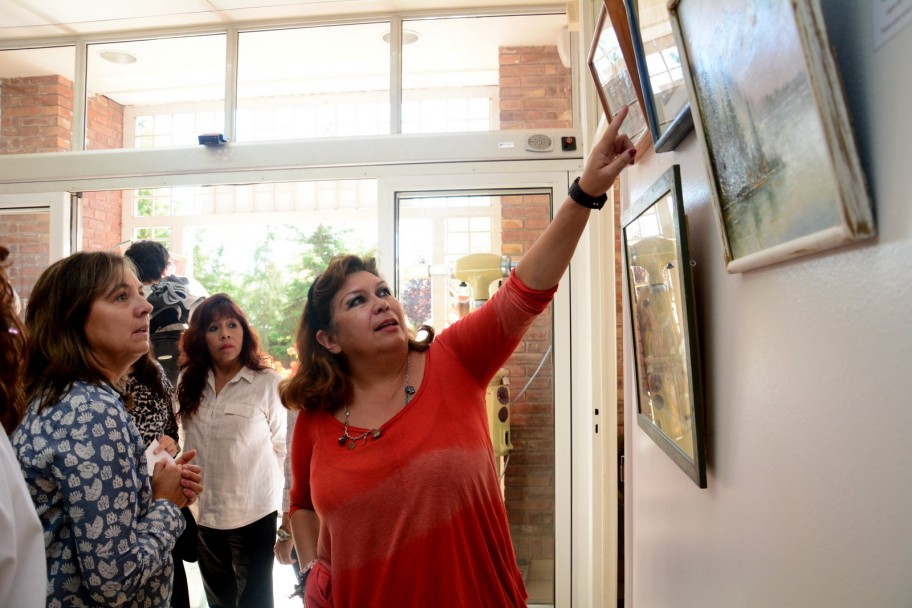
(498, 45, 571, 574)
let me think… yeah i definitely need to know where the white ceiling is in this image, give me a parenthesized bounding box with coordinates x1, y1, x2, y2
(0, 0, 570, 107)
(0, 0, 564, 39)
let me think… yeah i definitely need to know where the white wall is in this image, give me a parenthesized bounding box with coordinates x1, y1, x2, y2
(623, 2, 912, 606)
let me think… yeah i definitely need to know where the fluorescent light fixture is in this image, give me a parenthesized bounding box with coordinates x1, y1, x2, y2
(382, 29, 420, 45)
(99, 50, 137, 64)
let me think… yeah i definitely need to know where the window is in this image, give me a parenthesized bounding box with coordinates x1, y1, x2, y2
(0, 46, 76, 155)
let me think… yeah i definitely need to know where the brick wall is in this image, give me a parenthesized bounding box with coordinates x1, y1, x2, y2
(0, 76, 69, 304)
(0, 76, 124, 287)
(498, 44, 570, 572)
(499, 46, 573, 129)
(0, 212, 50, 308)
(501, 193, 555, 565)
(0, 75, 72, 154)
(83, 93, 125, 249)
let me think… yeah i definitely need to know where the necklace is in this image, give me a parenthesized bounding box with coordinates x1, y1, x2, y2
(338, 354, 416, 450)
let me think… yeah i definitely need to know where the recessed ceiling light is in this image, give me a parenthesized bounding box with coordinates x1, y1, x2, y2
(382, 29, 420, 45)
(99, 50, 137, 64)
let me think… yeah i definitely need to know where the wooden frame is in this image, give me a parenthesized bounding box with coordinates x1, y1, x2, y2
(586, 0, 650, 150)
(623, 0, 693, 152)
(623, 165, 706, 488)
(668, 0, 875, 272)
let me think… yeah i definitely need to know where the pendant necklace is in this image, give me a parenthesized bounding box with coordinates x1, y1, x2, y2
(338, 353, 415, 450)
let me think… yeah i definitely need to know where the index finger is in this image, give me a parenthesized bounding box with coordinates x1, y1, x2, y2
(606, 105, 629, 141)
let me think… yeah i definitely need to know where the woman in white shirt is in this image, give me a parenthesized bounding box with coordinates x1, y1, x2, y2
(176, 293, 285, 608)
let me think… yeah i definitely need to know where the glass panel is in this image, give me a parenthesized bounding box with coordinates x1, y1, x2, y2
(87, 35, 227, 150)
(117, 179, 378, 370)
(0, 46, 76, 155)
(236, 23, 391, 141)
(397, 191, 555, 604)
(401, 13, 569, 133)
(0, 209, 51, 310)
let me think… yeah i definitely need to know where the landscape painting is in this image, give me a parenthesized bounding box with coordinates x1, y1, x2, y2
(669, 0, 875, 272)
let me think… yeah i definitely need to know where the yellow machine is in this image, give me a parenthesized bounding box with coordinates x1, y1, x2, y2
(485, 368, 512, 487)
(450, 253, 512, 311)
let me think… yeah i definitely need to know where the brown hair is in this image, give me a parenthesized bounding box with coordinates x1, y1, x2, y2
(0, 246, 27, 434)
(176, 293, 265, 419)
(125, 350, 169, 409)
(24, 251, 134, 412)
(279, 254, 434, 413)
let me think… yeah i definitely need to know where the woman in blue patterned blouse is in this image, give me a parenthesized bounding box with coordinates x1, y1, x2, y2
(12, 251, 204, 607)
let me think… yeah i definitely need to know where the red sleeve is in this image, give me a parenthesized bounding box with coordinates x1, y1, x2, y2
(288, 408, 315, 519)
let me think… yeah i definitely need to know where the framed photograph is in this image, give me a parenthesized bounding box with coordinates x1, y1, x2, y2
(623, 0, 693, 152)
(587, 0, 649, 149)
(668, 0, 876, 272)
(623, 165, 706, 488)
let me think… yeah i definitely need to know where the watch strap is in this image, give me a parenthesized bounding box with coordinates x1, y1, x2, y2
(568, 176, 608, 210)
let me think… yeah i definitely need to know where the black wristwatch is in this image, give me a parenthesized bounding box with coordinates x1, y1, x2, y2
(568, 176, 608, 210)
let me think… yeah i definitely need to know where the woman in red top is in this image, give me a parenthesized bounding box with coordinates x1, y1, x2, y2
(279, 108, 636, 607)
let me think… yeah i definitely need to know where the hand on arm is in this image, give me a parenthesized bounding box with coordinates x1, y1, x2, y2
(515, 106, 636, 290)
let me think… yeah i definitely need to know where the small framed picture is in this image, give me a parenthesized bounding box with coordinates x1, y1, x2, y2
(587, 0, 649, 149)
(623, 165, 706, 488)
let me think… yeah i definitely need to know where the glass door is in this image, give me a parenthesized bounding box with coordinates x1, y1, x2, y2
(383, 171, 572, 608)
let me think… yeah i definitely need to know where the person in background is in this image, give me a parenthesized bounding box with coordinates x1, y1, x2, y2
(279, 107, 636, 607)
(176, 294, 286, 608)
(0, 245, 45, 607)
(125, 240, 208, 384)
(125, 351, 198, 608)
(12, 250, 204, 607)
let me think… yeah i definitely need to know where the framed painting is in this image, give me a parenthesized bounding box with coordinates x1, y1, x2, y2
(623, 0, 693, 152)
(587, 0, 650, 150)
(622, 165, 706, 488)
(668, 0, 875, 272)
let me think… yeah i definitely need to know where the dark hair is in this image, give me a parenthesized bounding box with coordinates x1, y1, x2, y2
(25, 251, 134, 412)
(177, 293, 265, 419)
(279, 254, 434, 413)
(124, 240, 169, 283)
(0, 246, 27, 434)
(126, 350, 168, 407)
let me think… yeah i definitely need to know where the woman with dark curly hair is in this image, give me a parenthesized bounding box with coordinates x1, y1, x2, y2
(176, 294, 285, 608)
(0, 245, 45, 607)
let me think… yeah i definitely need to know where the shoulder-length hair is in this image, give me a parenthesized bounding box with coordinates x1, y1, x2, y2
(24, 251, 134, 412)
(279, 254, 434, 413)
(0, 246, 27, 433)
(177, 293, 265, 419)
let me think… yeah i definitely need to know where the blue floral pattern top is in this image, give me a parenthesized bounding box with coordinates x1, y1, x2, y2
(11, 380, 185, 607)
